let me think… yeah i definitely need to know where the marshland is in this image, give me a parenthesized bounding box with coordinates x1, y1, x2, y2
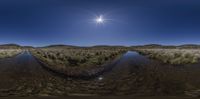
(1, 44, 200, 98)
(0, 49, 22, 59)
(30, 46, 127, 77)
(0, 0, 199, 98)
(136, 48, 200, 65)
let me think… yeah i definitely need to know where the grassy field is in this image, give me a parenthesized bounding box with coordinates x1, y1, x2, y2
(0, 49, 22, 59)
(136, 48, 200, 65)
(31, 47, 127, 77)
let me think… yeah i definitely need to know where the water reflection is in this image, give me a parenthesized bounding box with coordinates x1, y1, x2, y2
(98, 76, 103, 81)
(123, 51, 151, 65)
(97, 51, 151, 80)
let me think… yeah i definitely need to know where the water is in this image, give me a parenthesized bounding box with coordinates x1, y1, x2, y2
(97, 51, 151, 81)
(2, 50, 196, 96)
(122, 51, 151, 64)
(0, 51, 155, 96)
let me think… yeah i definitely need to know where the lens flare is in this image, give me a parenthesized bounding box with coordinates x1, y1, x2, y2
(96, 15, 104, 23)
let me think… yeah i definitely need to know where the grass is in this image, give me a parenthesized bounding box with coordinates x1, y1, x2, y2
(31, 47, 127, 76)
(0, 49, 22, 59)
(136, 48, 200, 65)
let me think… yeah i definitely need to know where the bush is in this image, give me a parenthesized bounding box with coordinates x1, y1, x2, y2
(137, 48, 200, 65)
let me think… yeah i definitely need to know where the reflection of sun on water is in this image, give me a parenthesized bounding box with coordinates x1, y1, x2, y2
(98, 76, 103, 81)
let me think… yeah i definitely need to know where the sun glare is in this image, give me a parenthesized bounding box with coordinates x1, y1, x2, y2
(96, 15, 104, 23)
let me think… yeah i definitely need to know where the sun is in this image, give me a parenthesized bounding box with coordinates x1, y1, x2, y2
(95, 15, 104, 24)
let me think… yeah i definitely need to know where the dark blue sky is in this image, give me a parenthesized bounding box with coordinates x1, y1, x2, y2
(0, 0, 200, 46)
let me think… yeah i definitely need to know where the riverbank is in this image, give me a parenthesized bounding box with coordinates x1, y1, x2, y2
(0, 50, 200, 97)
(136, 48, 200, 65)
(30, 47, 126, 78)
(0, 49, 22, 59)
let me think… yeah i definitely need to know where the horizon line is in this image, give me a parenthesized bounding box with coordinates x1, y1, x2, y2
(1, 43, 200, 47)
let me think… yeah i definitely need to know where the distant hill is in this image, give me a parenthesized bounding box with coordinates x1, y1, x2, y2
(92, 45, 127, 48)
(131, 44, 177, 49)
(0, 43, 200, 49)
(0, 44, 21, 49)
(41, 44, 128, 49)
(42, 44, 79, 49)
(143, 44, 163, 48)
(23, 46, 35, 49)
(130, 44, 200, 49)
(178, 44, 200, 49)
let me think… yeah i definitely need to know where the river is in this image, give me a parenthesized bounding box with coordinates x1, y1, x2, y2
(0, 50, 197, 97)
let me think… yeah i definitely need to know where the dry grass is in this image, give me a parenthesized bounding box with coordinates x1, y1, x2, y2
(136, 48, 200, 65)
(0, 49, 22, 58)
(31, 47, 127, 76)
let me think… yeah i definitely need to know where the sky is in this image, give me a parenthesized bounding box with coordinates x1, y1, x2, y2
(0, 0, 200, 46)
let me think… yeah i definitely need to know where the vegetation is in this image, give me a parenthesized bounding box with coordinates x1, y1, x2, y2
(136, 48, 200, 65)
(1, 44, 200, 97)
(0, 49, 22, 59)
(31, 47, 127, 77)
